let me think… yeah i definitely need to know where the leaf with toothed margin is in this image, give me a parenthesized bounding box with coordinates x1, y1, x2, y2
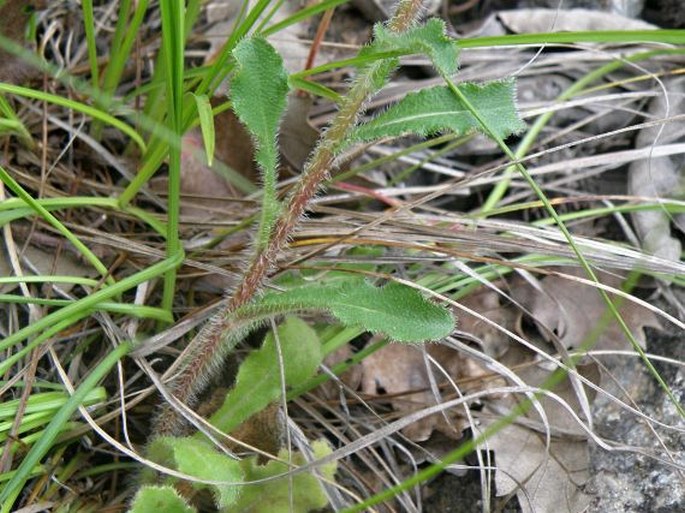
(229, 37, 289, 248)
(368, 18, 459, 76)
(358, 18, 459, 89)
(236, 278, 455, 343)
(349, 79, 525, 145)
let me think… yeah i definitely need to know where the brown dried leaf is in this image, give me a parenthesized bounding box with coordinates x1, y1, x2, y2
(0, 240, 97, 294)
(0, 1, 46, 83)
(497, 8, 656, 32)
(178, 106, 257, 218)
(317, 344, 362, 400)
(280, 95, 319, 172)
(484, 420, 591, 513)
(513, 268, 660, 351)
(478, 359, 601, 513)
(212, 105, 257, 184)
(180, 128, 236, 218)
(456, 285, 517, 359)
(360, 342, 488, 442)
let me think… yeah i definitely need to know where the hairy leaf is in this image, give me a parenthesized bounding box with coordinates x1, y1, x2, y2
(232, 439, 337, 513)
(350, 80, 525, 144)
(146, 437, 242, 509)
(208, 316, 322, 434)
(358, 18, 459, 90)
(229, 37, 289, 247)
(367, 18, 459, 77)
(129, 485, 196, 513)
(239, 279, 454, 343)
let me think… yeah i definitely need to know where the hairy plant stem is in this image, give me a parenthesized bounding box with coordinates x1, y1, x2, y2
(153, 0, 426, 436)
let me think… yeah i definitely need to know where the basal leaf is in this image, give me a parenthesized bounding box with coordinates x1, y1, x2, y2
(129, 485, 196, 513)
(350, 79, 525, 145)
(208, 316, 322, 434)
(232, 439, 337, 513)
(145, 437, 243, 510)
(166, 437, 242, 508)
(240, 279, 454, 342)
(229, 37, 289, 247)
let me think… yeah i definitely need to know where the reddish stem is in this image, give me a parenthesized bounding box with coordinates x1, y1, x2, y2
(154, 0, 427, 436)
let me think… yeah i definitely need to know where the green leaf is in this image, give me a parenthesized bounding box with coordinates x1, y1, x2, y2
(229, 37, 289, 248)
(192, 93, 215, 166)
(147, 437, 243, 509)
(239, 279, 454, 343)
(208, 316, 322, 434)
(129, 486, 196, 513)
(231, 439, 337, 513)
(366, 18, 459, 77)
(351, 79, 525, 145)
(357, 18, 459, 90)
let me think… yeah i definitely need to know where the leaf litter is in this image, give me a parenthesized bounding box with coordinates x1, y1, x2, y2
(174, 37, 682, 503)
(3, 1, 685, 512)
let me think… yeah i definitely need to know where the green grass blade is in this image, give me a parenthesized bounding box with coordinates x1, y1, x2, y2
(0, 94, 32, 144)
(0, 388, 106, 421)
(91, 0, 149, 139)
(192, 93, 215, 166)
(80, 0, 99, 89)
(0, 253, 183, 363)
(0, 342, 132, 513)
(0, 165, 113, 284)
(260, 0, 349, 37)
(458, 29, 685, 49)
(102, 0, 148, 97)
(159, 1, 186, 315)
(0, 276, 99, 286)
(0, 295, 172, 321)
(288, 76, 340, 102)
(442, 74, 685, 420)
(0, 84, 145, 152)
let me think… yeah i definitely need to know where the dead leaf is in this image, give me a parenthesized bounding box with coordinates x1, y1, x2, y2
(513, 268, 660, 351)
(456, 285, 517, 360)
(477, 359, 601, 513)
(360, 342, 488, 442)
(317, 344, 363, 400)
(177, 106, 256, 218)
(280, 94, 319, 172)
(484, 420, 591, 513)
(179, 128, 236, 218)
(0, 235, 98, 294)
(628, 76, 685, 264)
(497, 8, 656, 33)
(212, 103, 257, 184)
(0, 1, 46, 83)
